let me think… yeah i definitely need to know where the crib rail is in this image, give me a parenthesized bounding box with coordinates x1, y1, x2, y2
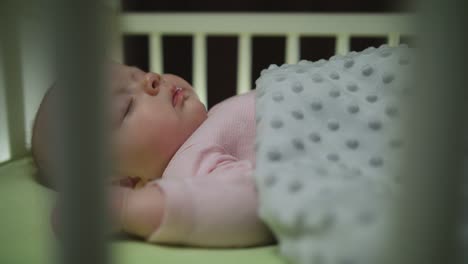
(119, 13, 414, 107)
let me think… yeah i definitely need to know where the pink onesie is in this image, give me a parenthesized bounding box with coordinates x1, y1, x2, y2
(147, 90, 275, 247)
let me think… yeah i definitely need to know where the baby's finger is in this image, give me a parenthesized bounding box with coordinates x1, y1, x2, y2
(110, 177, 141, 188)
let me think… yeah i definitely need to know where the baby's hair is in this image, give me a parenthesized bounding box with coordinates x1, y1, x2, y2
(31, 83, 56, 188)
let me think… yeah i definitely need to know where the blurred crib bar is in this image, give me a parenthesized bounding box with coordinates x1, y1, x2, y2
(47, 1, 112, 264)
(382, 0, 468, 263)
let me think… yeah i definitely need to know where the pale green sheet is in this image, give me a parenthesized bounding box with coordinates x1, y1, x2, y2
(0, 158, 284, 264)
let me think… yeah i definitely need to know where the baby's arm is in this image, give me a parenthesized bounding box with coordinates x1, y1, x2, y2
(112, 154, 275, 247)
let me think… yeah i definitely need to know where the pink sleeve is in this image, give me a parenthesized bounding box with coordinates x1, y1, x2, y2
(147, 155, 275, 247)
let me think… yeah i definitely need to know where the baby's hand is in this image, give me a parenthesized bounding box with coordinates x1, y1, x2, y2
(110, 176, 142, 188)
(109, 184, 165, 238)
(109, 185, 132, 233)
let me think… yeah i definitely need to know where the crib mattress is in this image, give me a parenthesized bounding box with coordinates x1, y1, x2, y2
(0, 158, 283, 264)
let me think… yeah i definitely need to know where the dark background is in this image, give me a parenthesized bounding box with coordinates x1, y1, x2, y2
(121, 0, 413, 109)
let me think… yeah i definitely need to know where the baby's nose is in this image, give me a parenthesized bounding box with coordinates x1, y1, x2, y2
(143, 72, 161, 96)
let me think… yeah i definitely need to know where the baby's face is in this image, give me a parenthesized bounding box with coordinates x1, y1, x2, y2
(109, 63, 207, 182)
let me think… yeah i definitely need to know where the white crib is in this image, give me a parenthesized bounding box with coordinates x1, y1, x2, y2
(1, 1, 467, 262)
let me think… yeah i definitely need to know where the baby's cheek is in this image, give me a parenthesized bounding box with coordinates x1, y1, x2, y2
(132, 129, 158, 156)
(133, 122, 174, 159)
(186, 102, 208, 132)
(113, 130, 149, 165)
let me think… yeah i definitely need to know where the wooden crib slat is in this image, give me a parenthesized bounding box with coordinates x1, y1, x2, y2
(335, 33, 350, 55)
(286, 33, 300, 64)
(237, 33, 252, 94)
(150, 33, 164, 74)
(193, 32, 208, 107)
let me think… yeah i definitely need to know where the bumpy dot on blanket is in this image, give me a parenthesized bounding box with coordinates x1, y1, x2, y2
(254, 44, 413, 264)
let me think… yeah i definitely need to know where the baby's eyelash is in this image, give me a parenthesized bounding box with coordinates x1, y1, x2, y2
(124, 97, 134, 119)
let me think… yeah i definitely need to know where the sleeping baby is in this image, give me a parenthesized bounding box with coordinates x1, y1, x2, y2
(31, 62, 275, 247)
(33, 44, 411, 259)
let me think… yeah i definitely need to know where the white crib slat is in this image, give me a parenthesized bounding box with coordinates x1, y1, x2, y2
(149, 33, 164, 73)
(388, 32, 400, 47)
(335, 33, 350, 55)
(286, 33, 300, 64)
(0, 23, 27, 163)
(109, 4, 124, 64)
(19, 18, 56, 150)
(237, 33, 252, 94)
(112, 36, 124, 64)
(0, 44, 11, 163)
(193, 33, 207, 107)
